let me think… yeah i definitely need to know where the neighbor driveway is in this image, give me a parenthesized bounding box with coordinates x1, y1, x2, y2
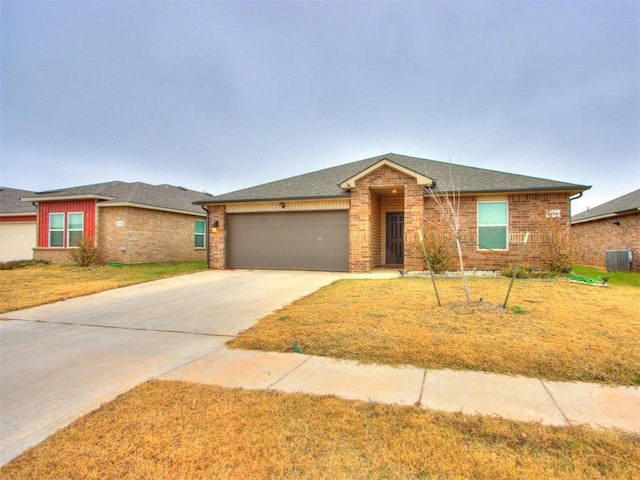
(0, 269, 346, 466)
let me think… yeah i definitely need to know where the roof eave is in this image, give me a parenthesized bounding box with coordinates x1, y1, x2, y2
(196, 194, 351, 205)
(572, 208, 640, 224)
(425, 185, 590, 195)
(99, 202, 205, 217)
(0, 212, 38, 217)
(21, 194, 115, 202)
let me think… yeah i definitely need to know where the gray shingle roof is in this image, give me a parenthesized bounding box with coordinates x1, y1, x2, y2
(0, 187, 37, 215)
(22, 181, 213, 215)
(201, 153, 590, 204)
(571, 189, 640, 223)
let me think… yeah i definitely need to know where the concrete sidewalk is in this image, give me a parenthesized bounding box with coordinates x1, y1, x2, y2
(163, 347, 640, 434)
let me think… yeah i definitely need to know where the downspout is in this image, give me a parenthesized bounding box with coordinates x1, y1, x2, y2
(32, 202, 39, 252)
(569, 192, 583, 218)
(201, 205, 210, 269)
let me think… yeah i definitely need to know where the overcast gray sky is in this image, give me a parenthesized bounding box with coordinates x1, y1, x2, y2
(1, 1, 638, 215)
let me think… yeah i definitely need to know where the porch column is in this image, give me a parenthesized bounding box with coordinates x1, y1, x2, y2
(404, 183, 425, 271)
(349, 186, 371, 272)
(208, 205, 226, 269)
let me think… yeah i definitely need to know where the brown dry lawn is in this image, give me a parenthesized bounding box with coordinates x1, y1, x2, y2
(0, 262, 205, 314)
(2, 381, 639, 480)
(229, 277, 640, 386)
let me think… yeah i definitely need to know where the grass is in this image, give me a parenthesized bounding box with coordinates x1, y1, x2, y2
(0, 262, 206, 314)
(2, 381, 638, 480)
(229, 277, 640, 385)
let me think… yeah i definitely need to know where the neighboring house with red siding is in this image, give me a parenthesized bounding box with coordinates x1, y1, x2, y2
(22, 182, 214, 264)
(197, 153, 590, 273)
(571, 189, 640, 270)
(0, 187, 37, 262)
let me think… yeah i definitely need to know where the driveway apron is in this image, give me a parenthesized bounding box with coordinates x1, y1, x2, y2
(0, 269, 345, 466)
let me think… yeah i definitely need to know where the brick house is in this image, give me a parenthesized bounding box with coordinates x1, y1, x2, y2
(571, 189, 640, 270)
(0, 187, 37, 262)
(197, 153, 589, 272)
(22, 182, 214, 264)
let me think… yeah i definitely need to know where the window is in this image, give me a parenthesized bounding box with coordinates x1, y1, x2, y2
(49, 213, 65, 247)
(194, 220, 205, 248)
(67, 213, 84, 247)
(478, 201, 508, 250)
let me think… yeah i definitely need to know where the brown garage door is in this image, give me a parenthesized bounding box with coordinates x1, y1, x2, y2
(227, 211, 349, 271)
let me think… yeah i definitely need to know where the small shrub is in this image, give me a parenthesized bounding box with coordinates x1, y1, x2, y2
(416, 228, 453, 274)
(537, 214, 575, 273)
(68, 236, 99, 266)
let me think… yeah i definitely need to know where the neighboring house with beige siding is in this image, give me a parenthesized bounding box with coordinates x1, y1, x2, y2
(0, 187, 37, 262)
(197, 153, 590, 273)
(21, 182, 213, 264)
(571, 189, 640, 270)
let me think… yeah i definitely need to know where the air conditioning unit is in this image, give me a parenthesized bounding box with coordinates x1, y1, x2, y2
(605, 250, 631, 272)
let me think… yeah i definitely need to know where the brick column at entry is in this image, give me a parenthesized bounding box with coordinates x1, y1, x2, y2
(349, 186, 371, 272)
(207, 205, 226, 269)
(404, 183, 425, 271)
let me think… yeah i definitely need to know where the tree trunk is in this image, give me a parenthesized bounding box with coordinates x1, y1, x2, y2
(455, 236, 471, 304)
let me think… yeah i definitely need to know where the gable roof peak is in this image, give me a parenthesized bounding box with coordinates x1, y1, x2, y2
(340, 156, 434, 190)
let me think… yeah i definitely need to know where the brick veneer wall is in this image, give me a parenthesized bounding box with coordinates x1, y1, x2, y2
(422, 192, 572, 271)
(572, 212, 640, 269)
(97, 207, 205, 264)
(32, 248, 75, 263)
(206, 204, 226, 269)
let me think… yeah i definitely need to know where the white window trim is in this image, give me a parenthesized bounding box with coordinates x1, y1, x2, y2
(67, 212, 84, 248)
(477, 201, 509, 251)
(194, 220, 205, 249)
(49, 212, 65, 248)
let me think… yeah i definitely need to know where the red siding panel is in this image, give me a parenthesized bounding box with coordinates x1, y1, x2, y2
(37, 200, 97, 247)
(0, 215, 37, 223)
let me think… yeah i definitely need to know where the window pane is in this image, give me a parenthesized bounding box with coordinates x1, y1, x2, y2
(50, 230, 64, 247)
(195, 220, 205, 234)
(478, 203, 507, 225)
(68, 231, 83, 246)
(479, 226, 507, 249)
(194, 235, 204, 248)
(50, 213, 64, 229)
(68, 213, 84, 230)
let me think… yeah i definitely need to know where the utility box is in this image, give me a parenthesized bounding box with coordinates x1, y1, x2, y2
(605, 250, 631, 272)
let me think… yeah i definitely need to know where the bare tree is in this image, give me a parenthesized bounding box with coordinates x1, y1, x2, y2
(426, 165, 471, 305)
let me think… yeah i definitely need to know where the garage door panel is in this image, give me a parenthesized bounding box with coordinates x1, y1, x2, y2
(0, 223, 36, 262)
(227, 211, 348, 271)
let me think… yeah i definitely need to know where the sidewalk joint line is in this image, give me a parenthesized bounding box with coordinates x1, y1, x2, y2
(540, 380, 572, 426)
(14, 318, 235, 338)
(267, 354, 315, 390)
(416, 369, 427, 407)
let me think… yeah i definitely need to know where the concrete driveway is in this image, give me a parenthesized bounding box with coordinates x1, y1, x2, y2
(0, 269, 345, 466)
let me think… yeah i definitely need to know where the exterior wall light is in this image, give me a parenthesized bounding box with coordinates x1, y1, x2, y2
(212, 220, 219, 232)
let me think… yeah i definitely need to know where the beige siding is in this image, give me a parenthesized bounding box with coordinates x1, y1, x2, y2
(370, 192, 382, 268)
(226, 199, 349, 213)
